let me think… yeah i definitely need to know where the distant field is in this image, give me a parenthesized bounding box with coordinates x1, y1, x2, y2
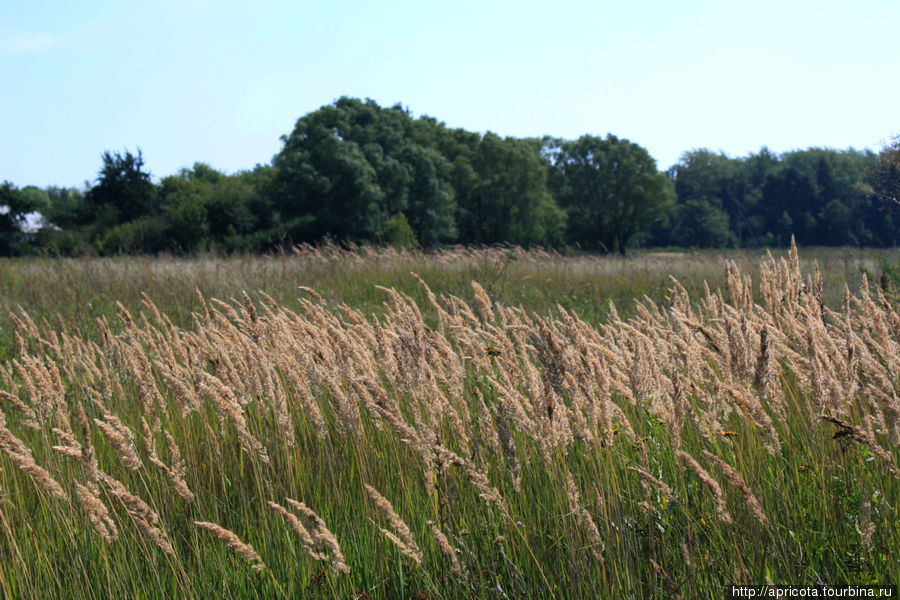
(0, 245, 895, 352)
(0, 245, 897, 598)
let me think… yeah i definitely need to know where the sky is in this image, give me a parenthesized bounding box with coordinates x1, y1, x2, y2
(2, 0, 898, 189)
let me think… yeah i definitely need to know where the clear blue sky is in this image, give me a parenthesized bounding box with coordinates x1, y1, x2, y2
(2, 0, 898, 189)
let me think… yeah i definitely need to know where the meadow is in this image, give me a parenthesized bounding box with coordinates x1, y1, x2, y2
(0, 244, 897, 599)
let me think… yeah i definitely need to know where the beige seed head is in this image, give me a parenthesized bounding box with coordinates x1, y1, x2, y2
(268, 501, 326, 561)
(702, 451, 768, 526)
(195, 521, 265, 571)
(75, 482, 118, 542)
(629, 467, 675, 499)
(678, 450, 732, 525)
(364, 484, 423, 565)
(281, 499, 350, 574)
(426, 519, 462, 575)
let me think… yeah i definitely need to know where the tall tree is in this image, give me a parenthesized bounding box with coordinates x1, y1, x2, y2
(158, 163, 274, 252)
(672, 198, 735, 248)
(0, 181, 39, 255)
(400, 144, 457, 246)
(85, 149, 158, 226)
(669, 150, 753, 245)
(272, 97, 461, 246)
(40, 186, 88, 230)
(551, 135, 672, 252)
(873, 135, 900, 207)
(457, 134, 565, 246)
(274, 116, 386, 241)
(761, 166, 818, 244)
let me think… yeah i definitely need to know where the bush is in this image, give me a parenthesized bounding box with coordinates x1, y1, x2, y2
(377, 213, 419, 249)
(97, 216, 169, 254)
(35, 227, 92, 256)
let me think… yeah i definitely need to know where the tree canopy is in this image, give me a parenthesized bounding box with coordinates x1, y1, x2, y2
(4, 97, 897, 256)
(550, 135, 672, 252)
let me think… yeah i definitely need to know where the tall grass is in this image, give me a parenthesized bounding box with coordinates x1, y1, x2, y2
(0, 244, 892, 355)
(0, 242, 897, 598)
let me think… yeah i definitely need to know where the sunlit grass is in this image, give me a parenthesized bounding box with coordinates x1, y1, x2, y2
(0, 245, 896, 598)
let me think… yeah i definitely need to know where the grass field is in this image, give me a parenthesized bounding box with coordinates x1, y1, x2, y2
(0, 244, 898, 599)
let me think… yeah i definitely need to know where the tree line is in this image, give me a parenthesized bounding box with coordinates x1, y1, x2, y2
(2, 97, 898, 255)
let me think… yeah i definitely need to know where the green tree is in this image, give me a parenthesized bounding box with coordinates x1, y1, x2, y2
(273, 101, 396, 242)
(551, 134, 672, 252)
(761, 167, 818, 243)
(458, 134, 565, 246)
(672, 197, 735, 248)
(158, 163, 275, 252)
(818, 199, 852, 245)
(873, 135, 900, 207)
(0, 181, 39, 255)
(400, 144, 457, 246)
(777, 210, 794, 245)
(670, 150, 754, 244)
(273, 98, 469, 246)
(85, 149, 158, 227)
(40, 186, 89, 230)
(159, 175, 209, 252)
(35, 186, 93, 255)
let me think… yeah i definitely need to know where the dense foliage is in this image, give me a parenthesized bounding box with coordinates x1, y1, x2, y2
(1, 98, 896, 255)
